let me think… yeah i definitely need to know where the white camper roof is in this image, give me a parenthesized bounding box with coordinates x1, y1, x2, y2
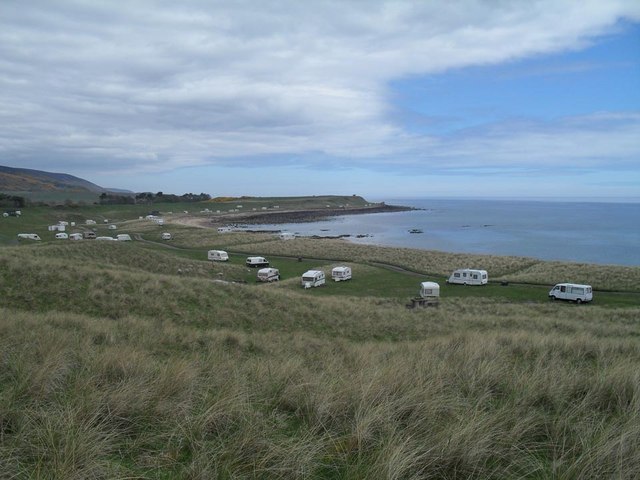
(303, 270, 324, 276)
(421, 281, 439, 289)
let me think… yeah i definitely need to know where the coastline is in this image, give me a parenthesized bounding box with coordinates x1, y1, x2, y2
(192, 203, 415, 227)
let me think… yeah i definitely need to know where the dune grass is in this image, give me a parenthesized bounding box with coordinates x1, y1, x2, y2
(1, 206, 640, 478)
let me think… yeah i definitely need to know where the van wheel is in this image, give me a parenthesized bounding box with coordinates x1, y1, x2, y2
(550, 296, 556, 301)
(576, 298, 582, 304)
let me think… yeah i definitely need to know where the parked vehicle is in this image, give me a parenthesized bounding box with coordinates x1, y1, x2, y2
(95, 236, 116, 241)
(447, 268, 488, 285)
(549, 283, 593, 304)
(17, 233, 41, 241)
(116, 234, 132, 241)
(69, 233, 83, 240)
(257, 268, 280, 282)
(302, 270, 325, 288)
(108, 224, 117, 230)
(419, 281, 440, 298)
(83, 231, 96, 239)
(246, 256, 268, 268)
(55, 232, 68, 239)
(161, 232, 172, 240)
(208, 250, 229, 262)
(331, 266, 352, 282)
(279, 232, 295, 240)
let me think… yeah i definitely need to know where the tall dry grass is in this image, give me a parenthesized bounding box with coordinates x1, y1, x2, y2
(1, 308, 639, 478)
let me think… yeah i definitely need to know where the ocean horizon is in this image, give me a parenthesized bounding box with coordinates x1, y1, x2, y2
(242, 198, 640, 267)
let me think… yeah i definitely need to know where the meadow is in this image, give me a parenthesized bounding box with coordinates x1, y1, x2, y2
(1, 201, 639, 479)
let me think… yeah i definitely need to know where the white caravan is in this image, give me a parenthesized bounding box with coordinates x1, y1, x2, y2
(69, 233, 83, 240)
(302, 270, 325, 288)
(447, 268, 488, 285)
(246, 256, 269, 268)
(279, 232, 295, 241)
(419, 281, 440, 298)
(116, 234, 132, 241)
(257, 268, 280, 282)
(55, 232, 68, 240)
(208, 250, 229, 262)
(549, 283, 593, 304)
(108, 224, 117, 230)
(331, 266, 352, 282)
(17, 233, 41, 241)
(161, 232, 172, 240)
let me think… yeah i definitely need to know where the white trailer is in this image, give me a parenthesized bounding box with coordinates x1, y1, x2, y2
(55, 232, 68, 239)
(447, 268, 488, 285)
(108, 224, 117, 230)
(208, 250, 229, 262)
(257, 268, 280, 282)
(549, 283, 593, 304)
(331, 266, 352, 282)
(419, 281, 440, 298)
(302, 270, 325, 288)
(17, 233, 41, 240)
(246, 256, 268, 268)
(279, 232, 295, 241)
(116, 234, 132, 241)
(69, 233, 83, 241)
(161, 232, 172, 240)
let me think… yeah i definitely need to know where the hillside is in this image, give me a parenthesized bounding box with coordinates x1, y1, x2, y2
(0, 165, 113, 193)
(1, 202, 639, 478)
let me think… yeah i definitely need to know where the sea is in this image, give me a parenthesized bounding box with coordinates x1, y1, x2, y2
(242, 199, 640, 267)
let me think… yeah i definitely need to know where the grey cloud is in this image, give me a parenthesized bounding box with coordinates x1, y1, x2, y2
(1, 0, 639, 176)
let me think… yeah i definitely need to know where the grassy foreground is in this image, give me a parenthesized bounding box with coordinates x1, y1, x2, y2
(1, 208, 639, 479)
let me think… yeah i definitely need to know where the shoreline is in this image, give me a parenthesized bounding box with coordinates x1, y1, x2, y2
(189, 203, 415, 228)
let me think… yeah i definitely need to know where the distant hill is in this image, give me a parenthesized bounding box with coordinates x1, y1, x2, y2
(0, 165, 130, 194)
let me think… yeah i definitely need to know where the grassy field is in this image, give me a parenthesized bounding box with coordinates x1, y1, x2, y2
(1, 202, 639, 479)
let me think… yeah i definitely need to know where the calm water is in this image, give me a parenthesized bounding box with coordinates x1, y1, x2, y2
(243, 199, 640, 266)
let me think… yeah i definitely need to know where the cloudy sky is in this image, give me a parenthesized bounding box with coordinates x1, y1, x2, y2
(1, 0, 639, 200)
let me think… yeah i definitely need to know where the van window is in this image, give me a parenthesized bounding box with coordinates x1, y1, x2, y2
(560, 286, 566, 292)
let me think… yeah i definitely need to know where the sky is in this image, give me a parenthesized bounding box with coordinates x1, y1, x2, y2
(1, 0, 639, 200)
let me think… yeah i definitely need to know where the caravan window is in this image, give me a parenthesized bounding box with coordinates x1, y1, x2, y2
(454, 273, 460, 278)
(482, 274, 487, 279)
(473, 274, 478, 279)
(462, 272, 467, 277)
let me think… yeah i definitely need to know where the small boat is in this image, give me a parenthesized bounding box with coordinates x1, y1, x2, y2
(408, 229, 423, 234)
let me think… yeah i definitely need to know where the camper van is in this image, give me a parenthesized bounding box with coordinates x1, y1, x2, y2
(420, 281, 440, 298)
(83, 231, 96, 239)
(302, 270, 325, 288)
(246, 256, 269, 268)
(55, 232, 68, 240)
(331, 266, 352, 282)
(447, 269, 488, 286)
(116, 234, 132, 241)
(208, 250, 229, 262)
(69, 233, 83, 241)
(161, 232, 172, 240)
(17, 233, 41, 241)
(549, 283, 593, 304)
(257, 268, 280, 282)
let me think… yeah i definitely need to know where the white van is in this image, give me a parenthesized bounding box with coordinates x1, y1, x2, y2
(161, 232, 172, 240)
(69, 233, 83, 241)
(55, 232, 68, 240)
(208, 250, 229, 262)
(549, 283, 593, 304)
(302, 270, 325, 288)
(420, 281, 440, 298)
(447, 268, 488, 285)
(17, 233, 41, 241)
(331, 266, 352, 282)
(116, 234, 132, 241)
(246, 256, 268, 268)
(257, 268, 280, 282)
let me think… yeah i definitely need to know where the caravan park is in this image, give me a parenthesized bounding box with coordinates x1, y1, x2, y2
(1, 196, 640, 478)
